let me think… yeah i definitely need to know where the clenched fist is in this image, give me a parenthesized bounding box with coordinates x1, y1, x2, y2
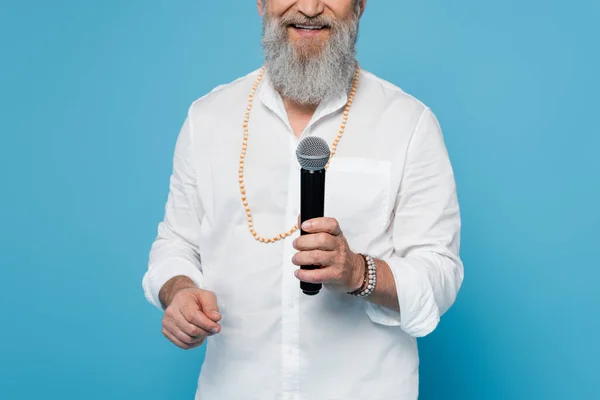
(160, 277, 222, 350)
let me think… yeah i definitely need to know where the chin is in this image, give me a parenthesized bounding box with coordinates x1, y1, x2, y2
(291, 38, 327, 58)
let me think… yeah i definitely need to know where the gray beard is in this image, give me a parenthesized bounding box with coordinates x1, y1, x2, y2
(261, 8, 360, 106)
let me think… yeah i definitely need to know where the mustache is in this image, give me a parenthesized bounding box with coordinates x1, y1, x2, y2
(278, 13, 338, 28)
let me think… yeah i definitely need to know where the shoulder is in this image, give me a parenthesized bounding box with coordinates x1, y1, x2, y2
(359, 69, 430, 117)
(186, 68, 262, 120)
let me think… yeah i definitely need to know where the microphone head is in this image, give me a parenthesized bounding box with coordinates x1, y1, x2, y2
(296, 136, 330, 171)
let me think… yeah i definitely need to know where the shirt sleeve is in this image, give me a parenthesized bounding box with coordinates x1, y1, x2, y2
(364, 107, 464, 337)
(142, 113, 205, 311)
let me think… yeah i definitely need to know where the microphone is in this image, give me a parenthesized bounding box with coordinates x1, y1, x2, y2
(296, 137, 331, 296)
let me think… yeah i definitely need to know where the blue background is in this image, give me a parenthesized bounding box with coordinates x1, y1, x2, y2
(1, 0, 599, 399)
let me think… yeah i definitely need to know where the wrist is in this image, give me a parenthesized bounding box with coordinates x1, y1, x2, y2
(159, 275, 197, 308)
(348, 254, 377, 298)
(349, 253, 367, 292)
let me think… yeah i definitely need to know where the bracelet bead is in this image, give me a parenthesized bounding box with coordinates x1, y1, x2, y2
(348, 253, 377, 297)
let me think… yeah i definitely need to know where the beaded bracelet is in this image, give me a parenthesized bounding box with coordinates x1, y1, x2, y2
(348, 254, 377, 297)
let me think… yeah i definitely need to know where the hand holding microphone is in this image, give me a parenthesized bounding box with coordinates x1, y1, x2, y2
(293, 137, 365, 295)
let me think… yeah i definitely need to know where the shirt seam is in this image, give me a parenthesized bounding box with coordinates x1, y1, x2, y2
(397, 107, 429, 202)
(360, 69, 428, 109)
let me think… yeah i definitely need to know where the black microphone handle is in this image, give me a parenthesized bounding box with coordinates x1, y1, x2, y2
(299, 168, 326, 295)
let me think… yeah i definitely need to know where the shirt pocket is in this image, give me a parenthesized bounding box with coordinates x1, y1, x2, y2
(324, 157, 391, 236)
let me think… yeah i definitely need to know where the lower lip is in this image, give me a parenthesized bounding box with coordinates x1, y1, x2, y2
(289, 26, 328, 38)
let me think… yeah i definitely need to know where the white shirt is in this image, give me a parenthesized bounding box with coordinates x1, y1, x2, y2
(142, 68, 464, 400)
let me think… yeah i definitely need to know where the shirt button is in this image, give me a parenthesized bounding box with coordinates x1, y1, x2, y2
(288, 301, 295, 309)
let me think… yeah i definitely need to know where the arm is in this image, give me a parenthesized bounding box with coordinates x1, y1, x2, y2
(364, 107, 464, 337)
(291, 107, 463, 337)
(142, 113, 206, 311)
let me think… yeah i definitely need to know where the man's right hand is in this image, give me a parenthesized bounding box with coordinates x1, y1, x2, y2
(159, 277, 222, 350)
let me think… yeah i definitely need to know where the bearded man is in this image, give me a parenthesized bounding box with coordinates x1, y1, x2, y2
(142, 1, 464, 399)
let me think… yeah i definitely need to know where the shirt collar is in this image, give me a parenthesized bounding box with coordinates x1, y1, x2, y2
(258, 70, 350, 135)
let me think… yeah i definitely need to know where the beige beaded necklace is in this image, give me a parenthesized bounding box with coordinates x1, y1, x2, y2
(239, 65, 360, 243)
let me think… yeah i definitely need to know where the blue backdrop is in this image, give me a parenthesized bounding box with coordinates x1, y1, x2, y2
(1, 1, 598, 399)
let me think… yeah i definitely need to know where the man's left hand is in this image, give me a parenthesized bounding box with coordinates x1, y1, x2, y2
(292, 217, 365, 293)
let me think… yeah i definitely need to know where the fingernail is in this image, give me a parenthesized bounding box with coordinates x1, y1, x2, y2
(302, 221, 311, 229)
(294, 270, 299, 278)
(211, 327, 219, 334)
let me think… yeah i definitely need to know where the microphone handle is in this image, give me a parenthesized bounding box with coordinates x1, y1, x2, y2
(299, 168, 326, 295)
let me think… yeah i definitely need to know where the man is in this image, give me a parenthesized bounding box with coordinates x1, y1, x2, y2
(142, 0, 464, 399)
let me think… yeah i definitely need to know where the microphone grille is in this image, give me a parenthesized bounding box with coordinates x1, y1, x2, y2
(296, 136, 331, 170)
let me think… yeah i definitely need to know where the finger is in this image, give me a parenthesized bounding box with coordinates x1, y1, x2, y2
(292, 250, 334, 267)
(185, 311, 221, 334)
(301, 217, 342, 236)
(292, 232, 337, 251)
(199, 291, 222, 322)
(162, 323, 198, 349)
(180, 301, 221, 334)
(174, 310, 214, 339)
(162, 326, 190, 349)
(162, 326, 204, 350)
(164, 316, 201, 345)
(294, 267, 338, 284)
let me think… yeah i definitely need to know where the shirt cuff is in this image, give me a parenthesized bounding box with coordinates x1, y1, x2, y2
(142, 260, 205, 311)
(364, 256, 440, 337)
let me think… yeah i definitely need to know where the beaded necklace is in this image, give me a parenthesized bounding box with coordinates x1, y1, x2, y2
(238, 66, 360, 243)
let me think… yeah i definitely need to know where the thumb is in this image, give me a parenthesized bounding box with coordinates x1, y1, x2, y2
(199, 290, 221, 322)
